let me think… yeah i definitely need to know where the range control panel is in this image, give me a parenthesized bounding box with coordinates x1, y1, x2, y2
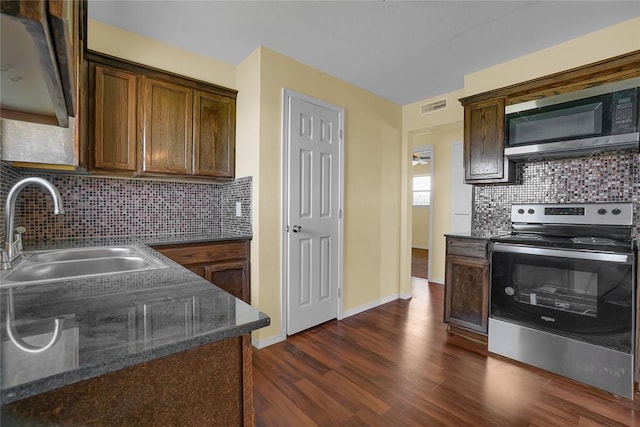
(511, 203, 633, 226)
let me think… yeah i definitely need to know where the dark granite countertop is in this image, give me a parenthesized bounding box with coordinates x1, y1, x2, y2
(0, 234, 268, 404)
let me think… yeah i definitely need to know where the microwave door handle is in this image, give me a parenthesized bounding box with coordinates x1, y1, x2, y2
(492, 243, 632, 264)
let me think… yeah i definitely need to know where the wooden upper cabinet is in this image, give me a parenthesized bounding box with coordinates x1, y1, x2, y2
(92, 64, 137, 171)
(463, 98, 514, 184)
(193, 90, 236, 178)
(85, 52, 237, 180)
(140, 77, 193, 175)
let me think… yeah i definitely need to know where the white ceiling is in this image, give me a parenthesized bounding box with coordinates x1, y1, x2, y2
(88, 1, 640, 105)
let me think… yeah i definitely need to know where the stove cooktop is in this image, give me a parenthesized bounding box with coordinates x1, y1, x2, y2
(491, 232, 635, 254)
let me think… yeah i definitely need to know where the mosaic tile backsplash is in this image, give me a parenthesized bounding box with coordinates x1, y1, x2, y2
(0, 162, 252, 241)
(473, 152, 640, 236)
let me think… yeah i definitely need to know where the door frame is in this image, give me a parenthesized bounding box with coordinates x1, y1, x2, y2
(281, 89, 345, 337)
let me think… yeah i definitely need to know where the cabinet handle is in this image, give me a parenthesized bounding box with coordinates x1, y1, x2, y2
(292, 225, 302, 233)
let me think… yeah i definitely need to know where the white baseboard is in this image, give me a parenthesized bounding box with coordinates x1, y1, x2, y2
(429, 277, 444, 285)
(252, 333, 286, 349)
(399, 293, 413, 300)
(342, 294, 400, 318)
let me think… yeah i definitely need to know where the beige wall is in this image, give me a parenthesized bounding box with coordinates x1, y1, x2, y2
(411, 162, 430, 249)
(412, 207, 429, 249)
(235, 49, 262, 310)
(464, 17, 640, 97)
(239, 47, 403, 342)
(88, 19, 236, 89)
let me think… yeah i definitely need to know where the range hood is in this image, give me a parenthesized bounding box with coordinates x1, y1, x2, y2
(1, 117, 77, 168)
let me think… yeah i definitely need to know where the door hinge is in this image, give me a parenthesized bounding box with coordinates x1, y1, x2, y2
(337, 288, 341, 298)
(338, 209, 342, 219)
(339, 129, 343, 139)
(286, 225, 289, 232)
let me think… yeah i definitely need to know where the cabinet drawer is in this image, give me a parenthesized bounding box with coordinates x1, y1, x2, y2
(154, 241, 249, 266)
(446, 238, 488, 259)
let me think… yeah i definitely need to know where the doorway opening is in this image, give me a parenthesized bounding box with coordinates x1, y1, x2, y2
(411, 147, 433, 280)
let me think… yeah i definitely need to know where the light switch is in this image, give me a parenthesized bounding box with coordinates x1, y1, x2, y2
(235, 202, 242, 217)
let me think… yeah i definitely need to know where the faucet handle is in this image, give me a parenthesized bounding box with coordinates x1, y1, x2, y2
(14, 226, 26, 252)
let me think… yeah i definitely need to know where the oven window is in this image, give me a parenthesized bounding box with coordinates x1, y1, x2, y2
(512, 264, 598, 317)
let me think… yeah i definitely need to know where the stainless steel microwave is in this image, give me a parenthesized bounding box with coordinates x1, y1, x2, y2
(504, 78, 639, 159)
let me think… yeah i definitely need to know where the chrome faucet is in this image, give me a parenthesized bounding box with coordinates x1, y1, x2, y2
(1, 177, 65, 270)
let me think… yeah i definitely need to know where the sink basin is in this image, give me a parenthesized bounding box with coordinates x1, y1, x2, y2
(26, 246, 140, 263)
(1, 246, 167, 286)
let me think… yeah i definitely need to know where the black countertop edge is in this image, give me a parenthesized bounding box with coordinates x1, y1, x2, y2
(1, 317, 270, 404)
(444, 231, 494, 240)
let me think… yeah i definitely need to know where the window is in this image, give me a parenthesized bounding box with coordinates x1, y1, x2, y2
(413, 175, 431, 206)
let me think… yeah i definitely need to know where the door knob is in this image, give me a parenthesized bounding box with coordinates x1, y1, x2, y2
(292, 225, 302, 233)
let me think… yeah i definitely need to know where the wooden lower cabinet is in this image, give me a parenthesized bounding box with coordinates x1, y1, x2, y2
(2, 335, 254, 426)
(154, 239, 251, 304)
(444, 236, 490, 341)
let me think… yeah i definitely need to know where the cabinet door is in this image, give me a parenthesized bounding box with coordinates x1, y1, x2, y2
(189, 266, 206, 279)
(444, 255, 489, 334)
(140, 77, 193, 175)
(204, 261, 249, 303)
(92, 64, 137, 171)
(193, 90, 235, 179)
(464, 98, 513, 184)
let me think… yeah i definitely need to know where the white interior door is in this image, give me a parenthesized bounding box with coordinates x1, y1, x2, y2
(450, 141, 473, 232)
(285, 91, 343, 336)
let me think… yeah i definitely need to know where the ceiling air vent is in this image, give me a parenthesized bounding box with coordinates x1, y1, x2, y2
(420, 98, 447, 115)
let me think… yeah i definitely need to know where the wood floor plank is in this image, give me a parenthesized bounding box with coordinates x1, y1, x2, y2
(254, 280, 640, 426)
(253, 366, 317, 427)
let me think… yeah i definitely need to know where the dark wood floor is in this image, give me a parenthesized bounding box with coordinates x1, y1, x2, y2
(411, 248, 428, 279)
(253, 279, 640, 426)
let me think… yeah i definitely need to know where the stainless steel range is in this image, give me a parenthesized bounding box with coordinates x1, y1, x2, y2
(489, 202, 637, 399)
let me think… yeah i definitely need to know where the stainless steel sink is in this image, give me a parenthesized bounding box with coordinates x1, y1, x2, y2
(0, 246, 167, 286)
(26, 246, 140, 263)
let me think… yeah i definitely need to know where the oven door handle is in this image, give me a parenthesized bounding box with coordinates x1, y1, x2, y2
(492, 243, 633, 264)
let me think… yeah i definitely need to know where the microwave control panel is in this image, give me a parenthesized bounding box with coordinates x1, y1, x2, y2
(612, 88, 638, 134)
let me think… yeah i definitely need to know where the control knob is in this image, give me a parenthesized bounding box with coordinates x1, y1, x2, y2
(612, 208, 622, 216)
(597, 208, 607, 215)
(527, 209, 535, 214)
(517, 209, 525, 214)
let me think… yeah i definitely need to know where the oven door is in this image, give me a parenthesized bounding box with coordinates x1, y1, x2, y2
(490, 243, 635, 353)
